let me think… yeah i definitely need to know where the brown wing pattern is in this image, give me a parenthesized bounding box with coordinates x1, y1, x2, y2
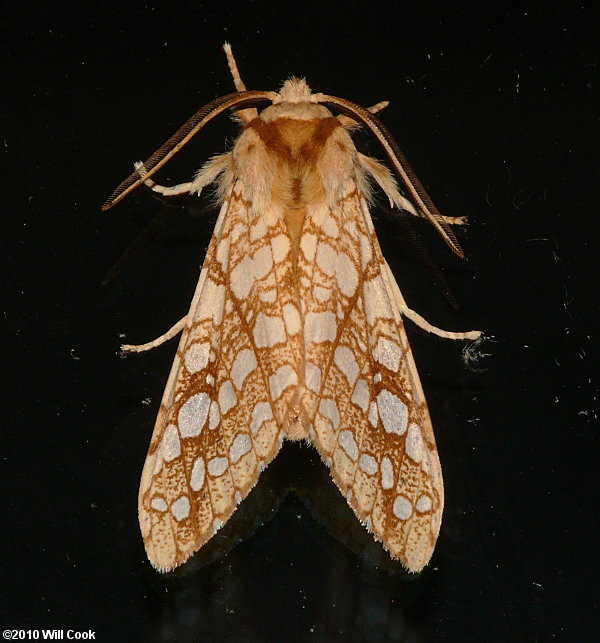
(299, 182, 443, 572)
(138, 181, 303, 571)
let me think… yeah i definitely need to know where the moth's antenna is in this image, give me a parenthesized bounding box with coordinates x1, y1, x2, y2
(318, 94, 464, 258)
(223, 43, 259, 124)
(103, 90, 275, 211)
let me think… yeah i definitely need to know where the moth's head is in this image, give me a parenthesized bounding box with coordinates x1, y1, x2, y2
(259, 77, 331, 122)
(278, 77, 313, 103)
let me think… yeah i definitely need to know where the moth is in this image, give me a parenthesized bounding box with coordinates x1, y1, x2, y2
(103, 44, 481, 573)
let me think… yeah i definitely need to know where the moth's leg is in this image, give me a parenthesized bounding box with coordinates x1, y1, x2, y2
(367, 100, 389, 115)
(441, 215, 468, 226)
(357, 153, 468, 225)
(122, 316, 186, 353)
(384, 262, 481, 341)
(338, 100, 389, 128)
(133, 162, 193, 197)
(223, 43, 258, 124)
(401, 304, 481, 340)
(358, 153, 418, 213)
(188, 152, 231, 194)
(134, 151, 231, 200)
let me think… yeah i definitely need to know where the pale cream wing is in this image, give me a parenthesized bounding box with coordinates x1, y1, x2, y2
(299, 184, 443, 572)
(138, 180, 301, 572)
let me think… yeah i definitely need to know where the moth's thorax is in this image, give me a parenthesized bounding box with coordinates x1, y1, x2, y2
(237, 111, 353, 246)
(249, 115, 340, 169)
(260, 101, 332, 123)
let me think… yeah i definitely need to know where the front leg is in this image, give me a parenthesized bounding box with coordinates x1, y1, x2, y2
(134, 162, 194, 197)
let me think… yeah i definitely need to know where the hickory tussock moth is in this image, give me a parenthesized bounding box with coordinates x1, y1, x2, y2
(103, 44, 481, 573)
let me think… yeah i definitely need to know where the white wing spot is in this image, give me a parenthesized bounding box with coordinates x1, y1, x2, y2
(269, 364, 298, 401)
(250, 218, 267, 241)
(219, 380, 237, 415)
(373, 337, 402, 373)
(416, 494, 432, 513)
(218, 379, 237, 416)
(351, 378, 369, 412)
(171, 495, 190, 522)
(364, 276, 392, 327)
(230, 221, 244, 240)
(251, 401, 273, 435)
(212, 288, 225, 326)
(345, 220, 357, 240)
(304, 311, 337, 344)
(405, 423, 424, 463)
(334, 345, 359, 386)
(151, 497, 167, 512)
(359, 453, 378, 475)
(152, 449, 163, 476)
(197, 280, 225, 324)
(259, 289, 277, 303)
(230, 255, 255, 299)
(184, 342, 210, 374)
(319, 398, 340, 430)
(209, 400, 220, 430)
(252, 245, 273, 281)
(206, 373, 215, 387)
(314, 286, 332, 302)
(300, 233, 317, 261)
(368, 400, 378, 427)
(393, 495, 413, 521)
(208, 457, 229, 477)
(335, 252, 358, 297)
(376, 390, 408, 435)
(190, 457, 206, 491)
(230, 433, 252, 464)
(305, 362, 322, 394)
(271, 233, 290, 263)
(216, 236, 230, 268)
(316, 243, 337, 276)
(213, 518, 224, 533)
(421, 449, 433, 475)
(253, 312, 287, 348)
(178, 393, 210, 438)
(381, 456, 394, 489)
(360, 233, 372, 269)
(283, 303, 300, 335)
(338, 430, 358, 461)
(231, 349, 257, 391)
(322, 214, 339, 238)
(161, 423, 181, 462)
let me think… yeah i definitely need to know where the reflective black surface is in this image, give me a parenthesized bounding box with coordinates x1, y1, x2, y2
(4, 2, 597, 640)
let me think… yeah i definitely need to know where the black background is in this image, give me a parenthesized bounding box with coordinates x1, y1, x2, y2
(4, 2, 598, 641)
